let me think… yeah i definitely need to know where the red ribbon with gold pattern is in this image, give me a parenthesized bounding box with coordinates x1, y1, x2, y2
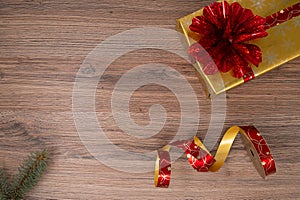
(154, 126, 276, 188)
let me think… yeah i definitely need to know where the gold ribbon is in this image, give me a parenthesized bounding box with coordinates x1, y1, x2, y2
(155, 126, 276, 187)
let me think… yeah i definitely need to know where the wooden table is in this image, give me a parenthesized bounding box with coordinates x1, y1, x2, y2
(0, 0, 299, 199)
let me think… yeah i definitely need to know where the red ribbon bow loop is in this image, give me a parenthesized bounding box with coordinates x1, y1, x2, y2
(189, 1, 268, 79)
(189, 1, 300, 81)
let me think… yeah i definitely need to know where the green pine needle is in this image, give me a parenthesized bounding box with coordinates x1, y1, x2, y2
(0, 169, 10, 200)
(0, 149, 49, 200)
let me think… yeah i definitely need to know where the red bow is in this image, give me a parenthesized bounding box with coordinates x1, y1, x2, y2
(189, 1, 267, 78)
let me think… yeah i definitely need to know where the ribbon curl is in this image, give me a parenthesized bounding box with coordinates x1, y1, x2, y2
(154, 126, 276, 188)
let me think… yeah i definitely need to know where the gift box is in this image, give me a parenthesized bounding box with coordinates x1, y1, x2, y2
(177, 0, 300, 97)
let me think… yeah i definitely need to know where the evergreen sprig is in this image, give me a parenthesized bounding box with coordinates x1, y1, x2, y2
(0, 149, 49, 200)
(0, 169, 10, 199)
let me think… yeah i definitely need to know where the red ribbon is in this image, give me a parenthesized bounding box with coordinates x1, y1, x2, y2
(265, 3, 300, 29)
(155, 126, 276, 188)
(189, 1, 300, 81)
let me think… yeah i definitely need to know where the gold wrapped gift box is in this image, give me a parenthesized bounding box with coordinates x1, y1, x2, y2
(177, 0, 300, 97)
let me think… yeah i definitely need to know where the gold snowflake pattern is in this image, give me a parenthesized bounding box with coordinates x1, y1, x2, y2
(281, 39, 295, 51)
(291, 17, 300, 28)
(264, 50, 278, 66)
(251, 0, 267, 12)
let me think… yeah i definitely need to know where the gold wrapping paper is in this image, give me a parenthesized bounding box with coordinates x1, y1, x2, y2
(177, 0, 300, 96)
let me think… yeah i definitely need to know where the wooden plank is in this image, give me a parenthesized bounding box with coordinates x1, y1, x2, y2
(0, 0, 299, 199)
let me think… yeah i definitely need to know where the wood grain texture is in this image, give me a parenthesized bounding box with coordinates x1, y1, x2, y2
(0, 0, 299, 199)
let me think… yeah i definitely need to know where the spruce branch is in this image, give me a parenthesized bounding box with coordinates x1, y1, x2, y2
(9, 149, 49, 200)
(0, 169, 10, 200)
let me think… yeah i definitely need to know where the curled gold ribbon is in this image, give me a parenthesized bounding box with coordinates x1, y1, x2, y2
(155, 126, 276, 187)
